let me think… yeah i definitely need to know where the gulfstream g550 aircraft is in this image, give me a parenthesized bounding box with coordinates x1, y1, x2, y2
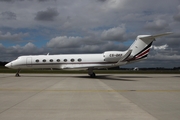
(5, 32, 172, 77)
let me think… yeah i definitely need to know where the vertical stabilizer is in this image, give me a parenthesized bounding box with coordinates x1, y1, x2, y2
(127, 32, 172, 61)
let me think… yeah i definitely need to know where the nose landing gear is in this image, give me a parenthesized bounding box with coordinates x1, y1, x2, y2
(15, 69, 21, 77)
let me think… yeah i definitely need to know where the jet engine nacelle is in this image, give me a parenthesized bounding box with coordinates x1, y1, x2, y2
(103, 51, 125, 62)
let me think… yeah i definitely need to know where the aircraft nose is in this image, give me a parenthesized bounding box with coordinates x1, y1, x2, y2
(5, 63, 11, 68)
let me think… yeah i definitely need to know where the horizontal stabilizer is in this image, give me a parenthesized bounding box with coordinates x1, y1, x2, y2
(116, 49, 132, 64)
(139, 32, 173, 40)
(152, 32, 173, 38)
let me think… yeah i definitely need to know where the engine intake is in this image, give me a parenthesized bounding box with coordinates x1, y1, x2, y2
(103, 51, 125, 62)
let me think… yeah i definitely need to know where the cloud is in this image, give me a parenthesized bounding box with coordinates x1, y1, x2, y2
(173, 5, 180, 22)
(35, 8, 59, 21)
(97, 0, 107, 2)
(1, 11, 16, 20)
(144, 19, 169, 31)
(11, 42, 40, 54)
(173, 13, 180, 22)
(152, 44, 168, 50)
(47, 25, 128, 52)
(100, 0, 126, 10)
(47, 36, 83, 48)
(46, 39, 127, 54)
(0, 42, 45, 61)
(38, 0, 51, 2)
(148, 43, 180, 61)
(0, 0, 25, 2)
(149, 54, 180, 61)
(0, 0, 14, 2)
(101, 25, 126, 41)
(0, 31, 28, 41)
(0, 0, 53, 2)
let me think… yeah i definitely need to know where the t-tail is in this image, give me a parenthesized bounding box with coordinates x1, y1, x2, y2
(126, 32, 172, 62)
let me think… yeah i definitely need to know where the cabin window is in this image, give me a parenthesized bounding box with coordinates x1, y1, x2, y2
(50, 59, 53, 62)
(71, 59, 75, 62)
(78, 58, 82, 62)
(36, 59, 39, 62)
(57, 59, 60, 62)
(64, 59, 67, 62)
(43, 59, 46, 62)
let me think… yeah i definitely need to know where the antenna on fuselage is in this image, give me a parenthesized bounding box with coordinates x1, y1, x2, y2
(47, 53, 49, 55)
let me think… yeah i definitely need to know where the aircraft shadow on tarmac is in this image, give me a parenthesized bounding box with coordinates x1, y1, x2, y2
(18, 74, 152, 81)
(173, 76, 180, 78)
(75, 75, 139, 81)
(21, 75, 136, 81)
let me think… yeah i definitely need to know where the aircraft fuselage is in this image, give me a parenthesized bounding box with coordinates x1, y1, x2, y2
(5, 52, 127, 70)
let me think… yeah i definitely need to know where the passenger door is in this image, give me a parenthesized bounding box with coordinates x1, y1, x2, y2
(26, 57, 32, 67)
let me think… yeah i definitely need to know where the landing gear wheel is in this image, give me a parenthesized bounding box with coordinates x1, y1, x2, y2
(89, 72, 96, 78)
(15, 73, 20, 77)
(15, 69, 21, 77)
(88, 68, 96, 78)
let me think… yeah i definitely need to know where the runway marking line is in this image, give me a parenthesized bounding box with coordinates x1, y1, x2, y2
(0, 88, 180, 92)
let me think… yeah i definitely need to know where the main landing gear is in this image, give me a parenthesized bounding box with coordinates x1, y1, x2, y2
(15, 69, 21, 77)
(88, 68, 96, 78)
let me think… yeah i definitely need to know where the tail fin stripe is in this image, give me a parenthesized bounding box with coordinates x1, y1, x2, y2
(135, 54, 148, 60)
(127, 42, 152, 62)
(136, 48, 150, 58)
(134, 42, 153, 57)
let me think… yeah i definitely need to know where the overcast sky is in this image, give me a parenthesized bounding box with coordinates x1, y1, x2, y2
(0, 0, 180, 68)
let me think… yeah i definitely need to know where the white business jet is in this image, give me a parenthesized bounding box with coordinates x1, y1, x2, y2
(5, 32, 172, 77)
